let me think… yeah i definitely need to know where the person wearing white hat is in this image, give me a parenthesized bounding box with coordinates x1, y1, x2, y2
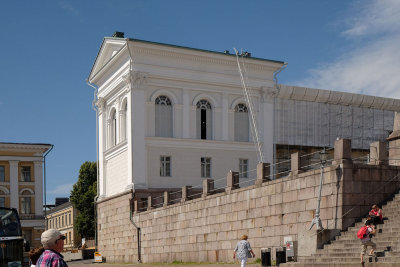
(36, 229, 68, 267)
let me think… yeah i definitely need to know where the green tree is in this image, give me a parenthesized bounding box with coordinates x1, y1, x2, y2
(70, 161, 97, 238)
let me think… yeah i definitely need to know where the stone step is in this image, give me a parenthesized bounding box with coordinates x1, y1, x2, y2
(376, 256, 400, 262)
(317, 248, 383, 253)
(325, 240, 396, 246)
(282, 262, 400, 267)
(336, 236, 399, 241)
(311, 252, 377, 257)
(386, 251, 400, 257)
(286, 190, 400, 266)
(296, 256, 400, 264)
(297, 256, 375, 263)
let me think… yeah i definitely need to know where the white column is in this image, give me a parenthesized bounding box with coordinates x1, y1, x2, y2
(147, 101, 155, 137)
(106, 119, 111, 150)
(174, 104, 183, 138)
(126, 89, 134, 190)
(189, 105, 197, 139)
(214, 107, 222, 140)
(222, 93, 229, 141)
(33, 161, 43, 216)
(131, 88, 147, 188)
(182, 91, 190, 138)
(98, 105, 106, 198)
(9, 160, 19, 211)
(119, 109, 126, 142)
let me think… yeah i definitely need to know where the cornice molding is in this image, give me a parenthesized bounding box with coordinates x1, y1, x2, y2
(131, 71, 148, 89)
(104, 140, 128, 160)
(261, 86, 279, 99)
(95, 97, 106, 114)
(145, 137, 257, 151)
(131, 46, 279, 72)
(0, 143, 52, 154)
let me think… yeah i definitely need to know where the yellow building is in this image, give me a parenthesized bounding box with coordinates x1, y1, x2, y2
(45, 201, 80, 250)
(0, 142, 53, 248)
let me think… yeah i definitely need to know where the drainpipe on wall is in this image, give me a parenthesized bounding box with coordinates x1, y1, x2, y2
(125, 39, 142, 263)
(86, 80, 100, 251)
(129, 192, 141, 263)
(43, 144, 54, 230)
(272, 62, 288, 179)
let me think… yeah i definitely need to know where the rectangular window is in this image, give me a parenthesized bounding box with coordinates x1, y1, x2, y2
(239, 159, 248, 178)
(69, 232, 72, 244)
(201, 157, 211, 178)
(69, 213, 71, 225)
(21, 197, 31, 214)
(62, 216, 64, 227)
(160, 156, 171, 177)
(21, 166, 31, 182)
(0, 166, 5, 182)
(0, 197, 4, 208)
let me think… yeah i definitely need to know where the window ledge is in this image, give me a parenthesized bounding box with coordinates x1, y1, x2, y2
(104, 140, 128, 158)
(19, 181, 35, 186)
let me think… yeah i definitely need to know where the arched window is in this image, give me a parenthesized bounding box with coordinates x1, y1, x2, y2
(110, 109, 117, 147)
(234, 103, 249, 142)
(155, 96, 173, 137)
(120, 101, 127, 141)
(196, 100, 212, 140)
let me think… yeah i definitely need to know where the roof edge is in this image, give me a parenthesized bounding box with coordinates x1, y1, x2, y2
(125, 37, 285, 65)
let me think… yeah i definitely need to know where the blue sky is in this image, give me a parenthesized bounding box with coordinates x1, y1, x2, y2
(1, 0, 399, 204)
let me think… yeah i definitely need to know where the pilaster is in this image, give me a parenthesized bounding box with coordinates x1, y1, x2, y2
(131, 85, 147, 188)
(182, 91, 190, 139)
(9, 160, 19, 211)
(221, 93, 229, 141)
(33, 161, 43, 216)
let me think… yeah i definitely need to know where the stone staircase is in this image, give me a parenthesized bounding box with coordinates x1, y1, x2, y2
(282, 193, 400, 267)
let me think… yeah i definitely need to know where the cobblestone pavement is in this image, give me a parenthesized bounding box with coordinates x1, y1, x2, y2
(67, 259, 242, 267)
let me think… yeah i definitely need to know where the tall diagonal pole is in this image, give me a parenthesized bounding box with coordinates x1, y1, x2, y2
(310, 148, 327, 230)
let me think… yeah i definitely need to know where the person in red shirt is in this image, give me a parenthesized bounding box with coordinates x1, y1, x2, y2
(360, 220, 376, 263)
(369, 204, 383, 226)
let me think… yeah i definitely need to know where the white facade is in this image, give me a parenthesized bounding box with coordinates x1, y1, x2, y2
(88, 36, 400, 199)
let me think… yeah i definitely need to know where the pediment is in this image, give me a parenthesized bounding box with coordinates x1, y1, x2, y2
(88, 38, 126, 81)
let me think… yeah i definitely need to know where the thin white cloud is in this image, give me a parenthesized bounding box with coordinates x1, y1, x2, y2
(48, 183, 73, 195)
(342, 0, 400, 37)
(58, 1, 84, 22)
(294, 0, 400, 99)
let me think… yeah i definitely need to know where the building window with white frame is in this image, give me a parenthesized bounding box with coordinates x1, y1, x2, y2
(239, 159, 248, 178)
(234, 103, 249, 142)
(21, 196, 31, 214)
(160, 156, 171, 177)
(201, 157, 211, 178)
(196, 100, 212, 140)
(155, 96, 173, 137)
(21, 166, 31, 182)
(0, 166, 4, 182)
